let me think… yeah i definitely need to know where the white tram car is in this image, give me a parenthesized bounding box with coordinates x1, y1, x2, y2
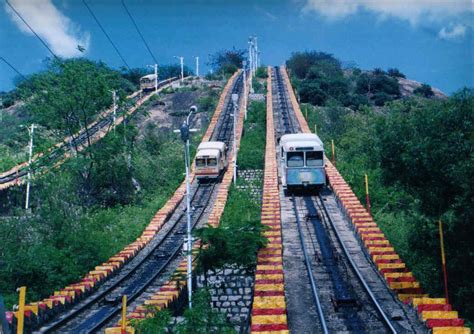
(140, 74, 157, 91)
(195, 141, 227, 181)
(279, 133, 326, 192)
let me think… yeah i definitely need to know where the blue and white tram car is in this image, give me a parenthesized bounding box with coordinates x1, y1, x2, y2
(279, 133, 326, 192)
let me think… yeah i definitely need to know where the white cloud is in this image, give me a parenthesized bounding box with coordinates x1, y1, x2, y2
(303, 0, 473, 25)
(438, 24, 467, 40)
(5, 0, 90, 57)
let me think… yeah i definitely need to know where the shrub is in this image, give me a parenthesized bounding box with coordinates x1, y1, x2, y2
(414, 84, 434, 97)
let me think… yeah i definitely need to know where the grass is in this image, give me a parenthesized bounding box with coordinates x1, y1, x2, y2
(238, 101, 266, 170)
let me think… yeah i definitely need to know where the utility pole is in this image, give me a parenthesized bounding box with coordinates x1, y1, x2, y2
(175, 56, 184, 82)
(174, 106, 198, 309)
(25, 124, 37, 210)
(232, 94, 239, 185)
(154, 63, 158, 92)
(195, 56, 199, 77)
(111, 90, 117, 133)
(242, 61, 247, 119)
(254, 36, 258, 72)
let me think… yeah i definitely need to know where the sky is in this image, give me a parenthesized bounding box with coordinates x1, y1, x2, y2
(0, 0, 473, 94)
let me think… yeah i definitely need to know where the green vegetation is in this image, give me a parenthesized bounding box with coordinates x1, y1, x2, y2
(287, 51, 403, 108)
(255, 66, 268, 79)
(414, 83, 435, 97)
(302, 88, 474, 323)
(238, 101, 266, 170)
(133, 289, 235, 334)
(195, 98, 267, 278)
(208, 48, 245, 77)
(195, 184, 267, 277)
(0, 58, 216, 308)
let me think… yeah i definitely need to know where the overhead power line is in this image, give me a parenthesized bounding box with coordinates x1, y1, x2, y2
(121, 0, 158, 64)
(4, 0, 60, 61)
(0, 57, 29, 82)
(81, 0, 131, 70)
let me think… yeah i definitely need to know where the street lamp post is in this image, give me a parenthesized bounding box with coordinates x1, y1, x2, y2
(174, 105, 198, 309)
(242, 61, 247, 119)
(24, 123, 37, 210)
(232, 94, 239, 185)
(195, 56, 199, 77)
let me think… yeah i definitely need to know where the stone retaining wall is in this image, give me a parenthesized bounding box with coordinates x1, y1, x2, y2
(196, 266, 255, 333)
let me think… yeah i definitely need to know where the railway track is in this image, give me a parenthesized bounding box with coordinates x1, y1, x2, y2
(41, 182, 216, 333)
(102, 70, 249, 332)
(0, 78, 176, 190)
(292, 193, 398, 333)
(25, 72, 244, 333)
(271, 66, 426, 333)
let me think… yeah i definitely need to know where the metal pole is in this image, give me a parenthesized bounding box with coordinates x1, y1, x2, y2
(112, 90, 117, 133)
(243, 62, 247, 120)
(17, 286, 26, 334)
(180, 57, 184, 82)
(0, 97, 3, 123)
(195, 56, 199, 77)
(439, 220, 449, 304)
(176, 106, 197, 309)
(331, 139, 335, 166)
(254, 37, 258, 72)
(25, 124, 35, 210)
(365, 174, 371, 215)
(121, 295, 127, 334)
(185, 137, 192, 308)
(232, 94, 238, 185)
(154, 64, 158, 93)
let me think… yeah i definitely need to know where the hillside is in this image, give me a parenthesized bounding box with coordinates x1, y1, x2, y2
(287, 50, 473, 324)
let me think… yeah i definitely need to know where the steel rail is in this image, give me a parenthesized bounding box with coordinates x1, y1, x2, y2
(291, 194, 329, 334)
(0, 78, 175, 187)
(316, 194, 398, 334)
(39, 183, 207, 333)
(74, 183, 217, 333)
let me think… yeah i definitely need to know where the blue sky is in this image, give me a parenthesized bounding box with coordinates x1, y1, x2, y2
(1, 0, 472, 94)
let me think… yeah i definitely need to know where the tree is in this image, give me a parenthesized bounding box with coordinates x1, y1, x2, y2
(286, 51, 340, 79)
(208, 48, 245, 75)
(19, 58, 125, 150)
(387, 68, 406, 79)
(414, 83, 434, 97)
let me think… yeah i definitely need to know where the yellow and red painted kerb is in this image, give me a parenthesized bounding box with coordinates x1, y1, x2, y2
(105, 71, 248, 333)
(6, 75, 239, 329)
(249, 67, 289, 334)
(283, 65, 471, 334)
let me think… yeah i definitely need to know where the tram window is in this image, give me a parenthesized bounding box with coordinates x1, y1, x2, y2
(207, 158, 217, 167)
(306, 151, 324, 166)
(196, 158, 206, 167)
(287, 152, 304, 167)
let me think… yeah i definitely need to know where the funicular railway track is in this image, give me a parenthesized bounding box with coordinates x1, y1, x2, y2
(0, 78, 176, 190)
(5, 73, 243, 333)
(271, 66, 426, 333)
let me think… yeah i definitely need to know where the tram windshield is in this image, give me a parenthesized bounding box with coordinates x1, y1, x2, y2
(207, 158, 217, 167)
(196, 158, 206, 167)
(287, 152, 304, 167)
(306, 151, 324, 166)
